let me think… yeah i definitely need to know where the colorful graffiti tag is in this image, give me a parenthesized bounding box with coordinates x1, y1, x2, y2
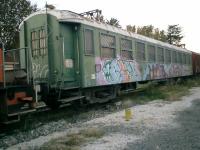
(95, 57, 141, 85)
(142, 63, 192, 80)
(95, 57, 192, 85)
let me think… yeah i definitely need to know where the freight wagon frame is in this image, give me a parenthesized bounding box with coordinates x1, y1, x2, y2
(0, 46, 35, 123)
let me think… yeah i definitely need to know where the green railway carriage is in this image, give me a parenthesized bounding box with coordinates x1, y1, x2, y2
(19, 10, 193, 106)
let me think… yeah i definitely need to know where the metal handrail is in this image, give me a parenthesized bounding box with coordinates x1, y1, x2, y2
(1, 47, 31, 88)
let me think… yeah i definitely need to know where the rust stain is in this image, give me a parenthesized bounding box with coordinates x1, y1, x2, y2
(7, 92, 26, 105)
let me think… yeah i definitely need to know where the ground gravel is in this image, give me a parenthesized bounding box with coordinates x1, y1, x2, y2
(0, 101, 120, 149)
(81, 87, 200, 150)
(2, 87, 200, 150)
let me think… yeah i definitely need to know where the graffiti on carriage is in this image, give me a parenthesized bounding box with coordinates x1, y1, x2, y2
(95, 57, 192, 85)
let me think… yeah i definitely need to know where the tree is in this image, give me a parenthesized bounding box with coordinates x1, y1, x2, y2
(126, 24, 168, 42)
(153, 28, 160, 40)
(126, 25, 136, 33)
(153, 28, 167, 42)
(167, 24, 183, 46)
(137, 25, 154, 38)
(106, 18, 121, 28)
(0, 0, 37, 49)
(159, 30, 168, 42)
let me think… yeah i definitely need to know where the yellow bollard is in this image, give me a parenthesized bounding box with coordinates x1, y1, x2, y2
(125, 108, 132, 121)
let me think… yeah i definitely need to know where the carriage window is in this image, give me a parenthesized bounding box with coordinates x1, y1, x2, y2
(101, 34, 116, 58)
(31, 28, 46, 57)
(39, 29, 46, 56)
(165, 49, 171, 63)
(147, 45, 155, 62)
(188, 55, 192, 64)
(182, 53, 186, 64)
(136, 42, 145, 61)
(31, 31, 39, 57)
(186, 54, 190, 65)
(157, 47, 164, 63)
(121, 39, 133, 60)
(177, 52, 183, 64)
(185, 54, 188, 64)
(172, 50, 177, 63)
(85, 29, 94, 55)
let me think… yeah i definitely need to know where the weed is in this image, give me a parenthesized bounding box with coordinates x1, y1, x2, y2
(65, 134, 85, 146)
(122, 77, 200, 104)
(80, 127, 104, 138)
(40, 127, 104, 150)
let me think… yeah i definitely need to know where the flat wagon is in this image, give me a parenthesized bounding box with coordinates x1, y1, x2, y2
(192, 52, 200, 75)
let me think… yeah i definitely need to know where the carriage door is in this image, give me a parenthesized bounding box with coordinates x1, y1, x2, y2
(60, 23, 77, 82)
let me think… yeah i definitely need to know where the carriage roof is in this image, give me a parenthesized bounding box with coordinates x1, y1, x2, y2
(20, 9, 191, 54)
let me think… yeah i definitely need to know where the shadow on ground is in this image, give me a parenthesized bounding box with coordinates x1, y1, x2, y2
(126, 99, 200, 150)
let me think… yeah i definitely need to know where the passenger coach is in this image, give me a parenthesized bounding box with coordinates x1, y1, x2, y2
(19, 10, 193, 106)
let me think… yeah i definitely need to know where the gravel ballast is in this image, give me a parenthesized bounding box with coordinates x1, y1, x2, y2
(3, 87, 200, 150)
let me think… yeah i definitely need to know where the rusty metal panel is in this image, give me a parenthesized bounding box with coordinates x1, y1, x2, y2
(192, 52, 200, 74)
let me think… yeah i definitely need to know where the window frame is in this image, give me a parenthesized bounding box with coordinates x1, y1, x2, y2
(157, 47, 164, 63)
(172, 50, 177, 64)
(186, 54, 190, 65)
(147, 44, 156, 62)
(120, 38, 133, 60)
(31, 30, 39, 57)
(188, 54, 192, 65)
(100, 33, 116, 59)
(136, 41, 146, 61)
(84, 29, 95, 56)
(31, 26, 47, 58)
(177, 52, 182, 64)
(182, 53, 187, 64)
(165, 49, 171, 64)
(39, 28, 47, 56)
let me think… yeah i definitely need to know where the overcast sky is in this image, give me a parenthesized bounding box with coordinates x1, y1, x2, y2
(30, 0, 200, 53)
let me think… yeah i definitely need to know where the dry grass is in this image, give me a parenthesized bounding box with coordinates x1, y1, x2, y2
(80, 127, 104, 138)
(65, 134, 85, 146)
(40, 127, 104, 150)
(40, 143, 79, 150)
(122, 77, 200, 104)
(160, 85, 189, 101)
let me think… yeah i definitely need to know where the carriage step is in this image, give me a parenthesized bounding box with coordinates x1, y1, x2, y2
(19, 97, 33, 102)
(58, 96, 85, 104)
(61, 86, 80, 90)
(121, 89, 135, 93)
(7, 109, 36, 117)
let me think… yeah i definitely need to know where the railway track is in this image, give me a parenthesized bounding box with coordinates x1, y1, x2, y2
(0, 85, 152, 150)
(0, 87, 144, 127)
